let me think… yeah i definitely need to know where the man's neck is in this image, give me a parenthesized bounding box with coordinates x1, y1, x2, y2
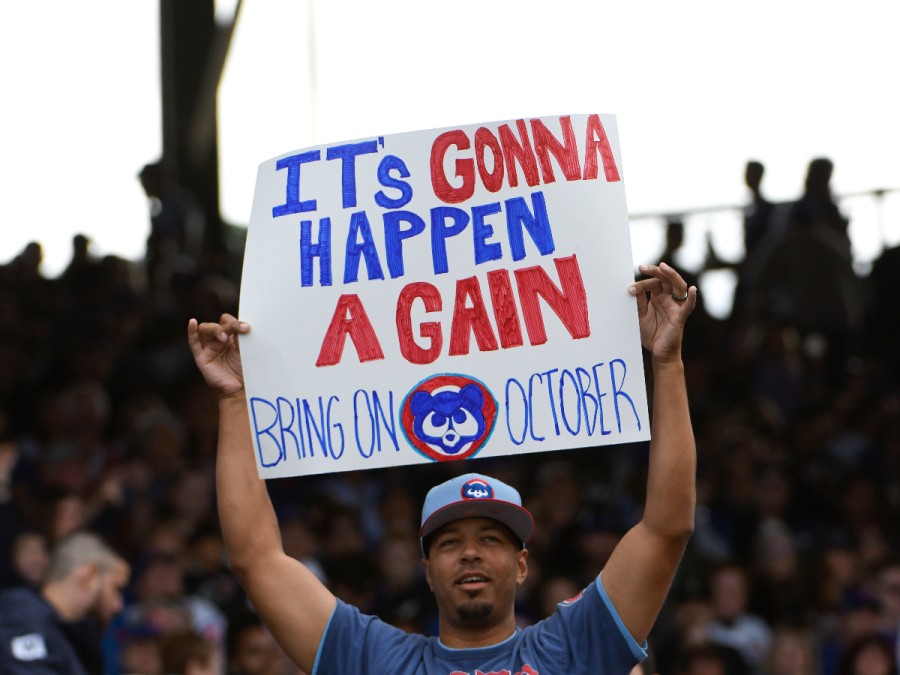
(42, 583, 81, 622)
(438, 617, 517, 649)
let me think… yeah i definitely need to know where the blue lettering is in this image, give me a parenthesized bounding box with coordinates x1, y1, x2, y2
(576, 367, 603, 436)
(353, 390, 376, 459)
(540, 368, 560, 435)
(353, 390, 399, 458)
(344, 211, 385, 283)
(277, 397, 303, 459)
(311, 191, 558, 284)
(430, 206, 469, 274)
(326, 141, 379, 208)
(375, 155, 413, 209)
(249, 397, 285, 467)
(472, 202, 503, 265)
(372, 390, 399, 452)
(302, 398, 328, 457)
(591, 362, 612, 436)
(610, 358, 641, 432)
(505, 191, 555, 261)
(246, 396, 350, 466)
(502, 359, 637, 446)
(527, 372, 545, 441)
(383, 211, 426, 279)
(559, 369, 582, 435)
(504, 378, 527, 445)
(300, 218, 332, 287)
(272, 150, 320, 217)
(326, 396, 344, 459)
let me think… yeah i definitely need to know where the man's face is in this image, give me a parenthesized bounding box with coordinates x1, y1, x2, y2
(423, 517, 527, 631)
(93, 560, 130, 625)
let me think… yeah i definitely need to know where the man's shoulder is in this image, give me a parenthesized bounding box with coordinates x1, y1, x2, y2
(0, 587, 73, 671)
(0, 586, 48, 609)
(318, 600, 431, 673)
(0, 586, 54, 631)
(333, 599, 429, 644)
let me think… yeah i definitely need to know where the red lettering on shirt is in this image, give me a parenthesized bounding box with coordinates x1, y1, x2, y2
(448, 665, 539, 675)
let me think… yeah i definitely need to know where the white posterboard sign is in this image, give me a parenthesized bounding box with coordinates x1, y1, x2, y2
(239, 114, 649, 478)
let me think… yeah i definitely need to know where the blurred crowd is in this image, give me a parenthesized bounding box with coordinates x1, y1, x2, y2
(0, 158, 898, 675)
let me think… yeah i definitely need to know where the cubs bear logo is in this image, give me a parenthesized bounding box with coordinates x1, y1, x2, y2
(400, 374, 497, 462)
(460, 478, 493, 500)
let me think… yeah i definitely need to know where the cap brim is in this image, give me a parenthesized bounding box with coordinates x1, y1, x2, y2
(419, 499, 535, 546)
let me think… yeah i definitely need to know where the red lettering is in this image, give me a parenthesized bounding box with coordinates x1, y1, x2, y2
(531, 116, 581, 183)
(583, 114, 620, 182)
(449, 277, 500, 356)
(396, 282, 443, 364)
(498, 119, 540, 188)
(396, 257, 588, 363)
(430, 130, 474, 203)
(450, 664, 540, 675)
(432, 115, 616, 202)
(487, 269, 524, 349)
(515, 254, 590, 345)
(475, 127, 504, 193)
(316, 294, 384, 366)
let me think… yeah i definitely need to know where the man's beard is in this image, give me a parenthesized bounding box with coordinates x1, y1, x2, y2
(456, 600, 493, 624)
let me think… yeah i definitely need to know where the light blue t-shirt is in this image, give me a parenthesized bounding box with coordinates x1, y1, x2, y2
(314, 574, 646, 675)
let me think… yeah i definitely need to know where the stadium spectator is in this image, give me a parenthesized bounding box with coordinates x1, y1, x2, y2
(0, 531, 130, 673)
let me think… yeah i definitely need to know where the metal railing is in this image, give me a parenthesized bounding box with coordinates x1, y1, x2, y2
(627, 188, 900, 319)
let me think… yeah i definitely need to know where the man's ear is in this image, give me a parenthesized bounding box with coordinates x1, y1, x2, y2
(72, 563, 102, 599)
(76, 562, 98, 582)
(516, 549, 528, 586)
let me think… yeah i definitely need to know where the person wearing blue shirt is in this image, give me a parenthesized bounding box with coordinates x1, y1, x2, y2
(188, 262, 698, 675)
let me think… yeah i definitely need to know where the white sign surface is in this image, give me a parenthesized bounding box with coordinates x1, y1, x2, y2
(239, 114, 649, 478)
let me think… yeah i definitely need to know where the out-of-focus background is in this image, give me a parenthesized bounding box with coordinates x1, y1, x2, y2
(1, 2, 899, 674)
(3, 0, 900, 316)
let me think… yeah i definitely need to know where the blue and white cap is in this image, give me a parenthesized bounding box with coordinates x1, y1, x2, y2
(419, 473, 535, 551)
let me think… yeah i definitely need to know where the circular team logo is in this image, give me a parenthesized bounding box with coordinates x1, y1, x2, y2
(460, 477, 494, 500)
(400, 374, 497, 462)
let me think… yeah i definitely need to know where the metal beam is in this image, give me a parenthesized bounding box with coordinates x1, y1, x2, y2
(159, 0, 226, 249)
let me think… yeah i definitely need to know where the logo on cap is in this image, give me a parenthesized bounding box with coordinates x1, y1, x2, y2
(400, 374, 497, 462)
(461, 478, 494, 500)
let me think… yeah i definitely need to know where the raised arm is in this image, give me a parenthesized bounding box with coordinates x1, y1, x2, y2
(601, 263, 697, 644)
(188, 314, 335, 671)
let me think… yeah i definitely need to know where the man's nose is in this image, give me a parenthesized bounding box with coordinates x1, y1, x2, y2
(460, 538, 483, 561)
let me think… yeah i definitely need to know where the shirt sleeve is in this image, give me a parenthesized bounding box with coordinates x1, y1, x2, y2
(523, 572, 648, 673)
(595, 572, 649, 662)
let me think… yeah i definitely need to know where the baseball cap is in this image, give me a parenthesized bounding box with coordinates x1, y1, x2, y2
(419, 473, 534, 554)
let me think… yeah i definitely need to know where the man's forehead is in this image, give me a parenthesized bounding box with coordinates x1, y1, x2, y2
(433, 517, 511, 536)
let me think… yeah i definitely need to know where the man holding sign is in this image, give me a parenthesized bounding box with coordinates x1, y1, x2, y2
(188, 261, 697, 674)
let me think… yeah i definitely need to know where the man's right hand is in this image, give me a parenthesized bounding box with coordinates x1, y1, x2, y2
(187, 314, 250, 398)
